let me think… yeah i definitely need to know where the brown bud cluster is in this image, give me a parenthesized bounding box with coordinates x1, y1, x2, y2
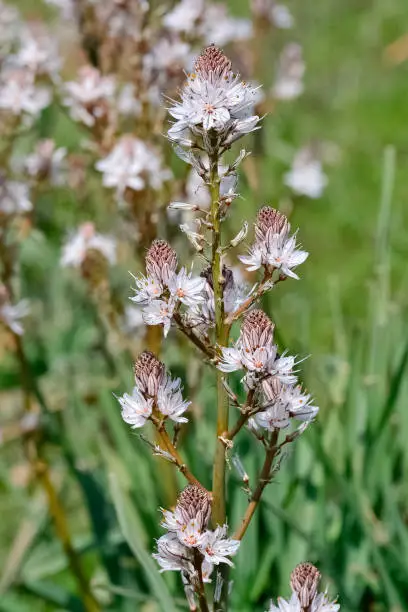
(134, 350, 165, 396)
(145, 239, 177, 285)
(194, 44, 232, 78)
(290, 562, 321, 608)
(241, 308, 275, 350)
(177, 484, 212, 530)
(255, 206, 290, 240)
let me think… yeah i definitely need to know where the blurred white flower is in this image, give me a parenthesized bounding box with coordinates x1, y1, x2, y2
(201, 5, 252, 46)
(0, 68, 50, 120)
(0, 288, 30, 336)
(273, 43, 305, 101)
(95, 136, 171, 199)
(0, 2, 22, 58)
(284, 146, 328, 199)
(60, 222, 116, 268)
(143, 36, 192, 79)
(163, 0, 203, 33)
(251, 1, 294, 28)
(64, 66, 115, 127)
(117, 83, 141, 117)
(0, 178, 32, 215)
(44, 0, 75, 20)
(24, 139, 67, 185)
(10, 34, 61, 79)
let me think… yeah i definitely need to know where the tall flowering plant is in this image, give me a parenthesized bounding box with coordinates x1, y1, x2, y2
(116, 45, 340, 611)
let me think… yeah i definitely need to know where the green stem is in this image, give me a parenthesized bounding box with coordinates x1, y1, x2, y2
(209, 148, 230, 610)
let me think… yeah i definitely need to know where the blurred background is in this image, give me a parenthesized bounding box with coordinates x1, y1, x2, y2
(1, 0, 408, 610)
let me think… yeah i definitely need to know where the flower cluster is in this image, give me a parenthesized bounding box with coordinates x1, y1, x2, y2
(117, 351, 190, 428)
(168, 44, 260, 149)
(153, 484, 239, 585)
(218, 309, 318, 430)
(284, 145, 328, 199)
(268, 562, 340, 612)
(130, 239, 206, 337)
(0, 285, 29, 336)
(239, 206, 308, 278)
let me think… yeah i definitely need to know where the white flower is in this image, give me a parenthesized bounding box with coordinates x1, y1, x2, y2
(177, 518, 203, 547)
(273, 44, 305, 101)
(310, 591, 340, 611)
(24, 139, 67, 185)
(240, 231, 308, 279)
(238, 245, 264, 272)
(255, 403, 290, 431)
(217, 347, 243, 373)
(167, 267, 205, 307)
(0, 179, 32, 215)
(251, 1, 294, 29)
(270, 355, 298, 384)
(0, 68, 51, 119)
(168, 46, 259, 144)
(200, 5, 252, 46)
(284, 147, 328, 199)
(163, 0, 203, 33)
(280, 385, 319, 421)
(268, 592, 302, 612)
(153, 532, 194, 574)
(142, 299, 175, 337)
(116, 387, 153, 428)
(96, 136, 171, 199)
(130, 273, 163, 304)
(10, 34, 61, 78)
(198, 525, 240, 566)
(60, 222, 116, 268)
(44, 0, 75, 20)
(0, 298, 30, 335)
(64, 66, 115, 127)
(121, 305, 144, 336)
(157, 375, 190, 423)
(117, 83, 141, 117)
(268, 591, 339, 612)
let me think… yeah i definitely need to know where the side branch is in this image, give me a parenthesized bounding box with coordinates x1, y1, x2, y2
(152, 417, 207, 490)
(225, 270, 273, 326)
(174, 312, 216, 360)
(233, 430, 279, 541)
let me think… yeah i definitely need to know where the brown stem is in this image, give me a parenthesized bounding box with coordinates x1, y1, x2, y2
(225, 269, 272, 326)
(152, 418, 206, 490)
(192, 549, 210, 612)
(223, 389, 256, 441)
(174, 312, 215, 360)
(233, 430, 279, 541)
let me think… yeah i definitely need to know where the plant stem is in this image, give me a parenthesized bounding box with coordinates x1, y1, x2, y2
(153, 418, 206, 489)
(209, 148, 230, 609)
(174, 312, 215, 360)
(193, 549, 210, 612)
(233, 430, 279, 541)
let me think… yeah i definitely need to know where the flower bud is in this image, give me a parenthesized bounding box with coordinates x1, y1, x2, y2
(133, 350, 165, 396)
(241, 309, 275, 349)
(145, 239, 178, 285)
(290, 562, 321, 608)
(177, 484, 212, 530)
(194, 44, 232, 78)
(255, 206, 290, 240)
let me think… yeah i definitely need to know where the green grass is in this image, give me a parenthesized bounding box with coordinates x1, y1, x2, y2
(1, 0, 408, 610)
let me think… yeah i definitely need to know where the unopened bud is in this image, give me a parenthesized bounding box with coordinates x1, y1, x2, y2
(290, 562, 321, 608)
(134, 350, 165, 396)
